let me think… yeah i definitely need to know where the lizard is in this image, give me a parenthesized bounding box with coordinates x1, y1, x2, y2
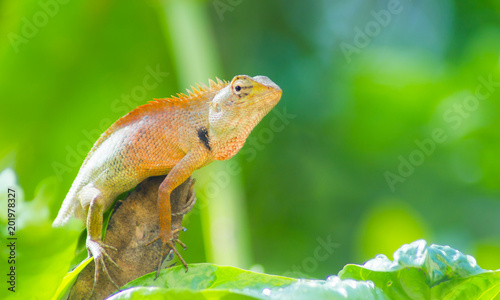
(52, 74, 282, 291)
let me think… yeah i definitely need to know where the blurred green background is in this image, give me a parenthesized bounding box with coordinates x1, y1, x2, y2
(1, 0, 500, 298)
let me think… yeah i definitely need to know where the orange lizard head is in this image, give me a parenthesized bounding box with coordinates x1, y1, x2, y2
(208, 75, 282, 160)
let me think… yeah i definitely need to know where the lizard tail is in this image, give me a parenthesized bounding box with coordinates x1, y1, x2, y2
(52, 185, 81, 227)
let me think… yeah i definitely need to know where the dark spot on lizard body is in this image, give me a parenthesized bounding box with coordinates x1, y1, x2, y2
(197, 126, 211, 151)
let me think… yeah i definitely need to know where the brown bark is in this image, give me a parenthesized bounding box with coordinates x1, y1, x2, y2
(68, 176, 195, 300)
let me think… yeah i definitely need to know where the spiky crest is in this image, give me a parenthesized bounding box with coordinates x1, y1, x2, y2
(89, 77, 229, 154)
(209, 78, 217, 87)
(151, 77, 228, 105)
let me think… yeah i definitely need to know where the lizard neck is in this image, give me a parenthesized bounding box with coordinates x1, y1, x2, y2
(209, 127, 249, 161)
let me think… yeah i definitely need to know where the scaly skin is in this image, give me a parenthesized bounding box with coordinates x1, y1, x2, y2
(53, 75, 282, 289)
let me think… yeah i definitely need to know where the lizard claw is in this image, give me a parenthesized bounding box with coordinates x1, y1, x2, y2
(101, 243, 118, 252)
(154, 237, 189, 279)
(146, 227, 185, 247)
(174, 238, 187, 250)
(87, 239, 122, 295)
(146, 236, 160, 247)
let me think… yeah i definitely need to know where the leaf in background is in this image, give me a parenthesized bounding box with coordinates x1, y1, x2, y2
(0, 168, 81, 300)
(339, 239, 500, 299)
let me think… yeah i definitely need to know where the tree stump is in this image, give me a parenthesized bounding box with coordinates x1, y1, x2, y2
(68, 176, 196, 300)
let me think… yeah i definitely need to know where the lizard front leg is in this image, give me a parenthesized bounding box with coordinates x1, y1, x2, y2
(155, 150, 207, 275)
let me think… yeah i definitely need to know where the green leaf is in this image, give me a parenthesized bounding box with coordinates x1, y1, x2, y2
(339, 261, 429, 299)
(122, 263, 296, 291)
(256, 277, 389, 300)
(108, 287, 258, 300)
(114, 264, 388, 300)
(51, 257, 93, 300)
(339, 240, 500, 299)
(431, 271, 500, 300)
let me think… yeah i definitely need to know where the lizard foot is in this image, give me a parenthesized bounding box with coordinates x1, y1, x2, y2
(87, 239, 122, 295)
(154, 237, 189, 279)
(146, 227, 186, 247)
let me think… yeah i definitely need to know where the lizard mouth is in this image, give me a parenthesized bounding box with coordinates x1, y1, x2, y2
(265, 87, 282, 106)
(255, 91, 281, 115)
(245, 75, 282, 111)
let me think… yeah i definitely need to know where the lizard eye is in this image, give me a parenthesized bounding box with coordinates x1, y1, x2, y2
(231, 77, 251, 96)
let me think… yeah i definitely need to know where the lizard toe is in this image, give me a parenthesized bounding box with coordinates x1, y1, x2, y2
(87, 239, 122, 292)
